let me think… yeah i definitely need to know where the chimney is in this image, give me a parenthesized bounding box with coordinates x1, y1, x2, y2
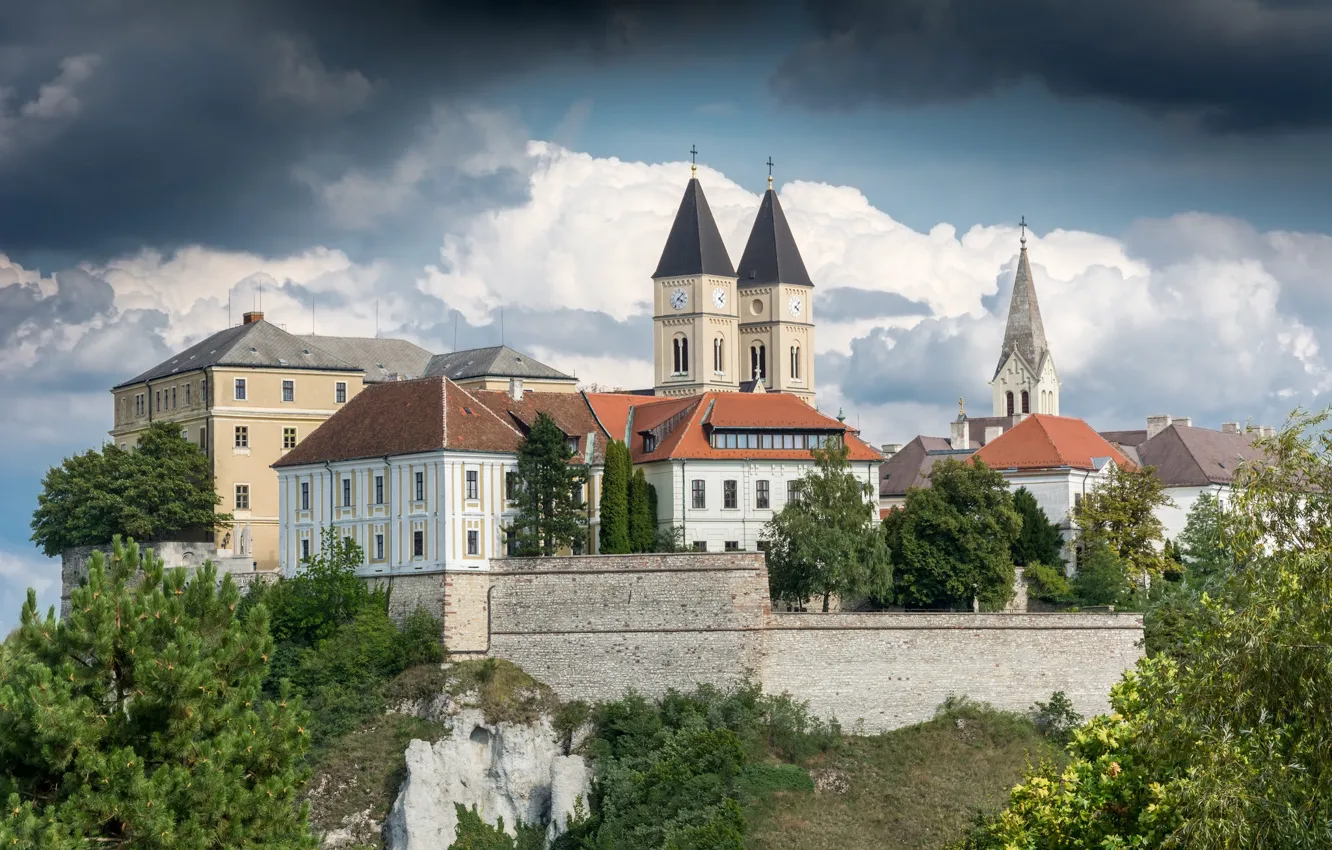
(984, 425, 1005, 445)
(509, 377, 524, 401)
(1146, 414, 1172, 439)
(242, 311, 264, 325)
(1221, 422, 1240, 434)
(950, 417, 970, 450)
(1173, 416, 1192, 428)
(880, 443, 902, 458)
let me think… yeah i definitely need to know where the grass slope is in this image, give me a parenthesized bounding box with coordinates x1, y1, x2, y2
(744, 698, 1061, 850)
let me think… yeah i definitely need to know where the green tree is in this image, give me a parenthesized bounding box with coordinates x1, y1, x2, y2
(628, 468, 654, 553)
(598, 440, 631, 554)
(266, 526, 372, 643)
(449, 804, 546, 850)
(762, 444, 890, 612)
(1070, 539, 1132, 606)
(1175, 492, 1234, 577)
(884, 458, 1020, 610)
(0, 537, 316, 848)
(31, 421, 230, 556)
(1072, 462, 1173, 580)
(514, 413, 588, 556)
(1010, 487, 1065, 568)
(955, 408, 1332, 850)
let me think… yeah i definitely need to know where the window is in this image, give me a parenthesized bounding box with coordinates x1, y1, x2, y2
(467, 530, 479, 555)
(644, 433, 657, 452)
(756, 540, 770, 552)
(234, 378, 247, 400)
(672, 336, 688, 375)
(506, 526, 518, 556)
(199, 428, 207, 451)
(691, 479, 706, 509)
(300, 481, 310, 511)
(301, 538, 310, 561)
(466, 470, 479, 500)
(342, 476, 352, 507)
(155, 391, 161, 412)
(282, 380, 294, 402)
(413, 530, 424, 558)
(375, 474, 384, 504)
(1021, 389, 1030, 414)
(1074, 492, 1084, 511)
(375, 533, 384, 561)
(1005, 391, 1015, 417)
(724, 541, 740, 552)
(235, 484, 250, 511)
(335, 381, 347, 404)
(185, 384, 191, 406)
(750, 343, 766, 380)
(723, 479, 738, 509)
(790, 344, 801, 380)
(135, 393, 145, 416)
(283, 427, 297, 449)
(693, 541, 708, 552)
(568, 437, 579, 455)
(787, 480, 802, 504)
(414, 471, 424, 501)
(505, 471, 518, 501)
(572, 482, 584, 506)
(234, 426, 248, 448)
(171, 387, 177, 408)
(201, 377, 207, 403)
(713, 336, 725, 373)
(756, 480, 770, 509)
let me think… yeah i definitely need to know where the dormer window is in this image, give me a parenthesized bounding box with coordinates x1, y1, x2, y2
(568, 436, 579, 454)
(643, 433, 657, 452)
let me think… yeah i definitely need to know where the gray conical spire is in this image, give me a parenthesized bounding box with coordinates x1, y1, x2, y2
(735, 187, 813, 288)
(993, 236, 1050, 379)
(652, 178, 735, 279)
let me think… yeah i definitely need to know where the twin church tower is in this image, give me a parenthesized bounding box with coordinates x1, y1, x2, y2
(651, 156, 816, 404)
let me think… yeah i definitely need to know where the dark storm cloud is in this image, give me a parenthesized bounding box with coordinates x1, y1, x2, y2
(772, 0, 1332, 133)
(0, 0, 774, 265)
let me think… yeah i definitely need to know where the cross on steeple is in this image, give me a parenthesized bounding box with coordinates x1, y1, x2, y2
(766, 156, 774, 189)
(1019, 215, 1028, 246)
(690, 144, 698, 177)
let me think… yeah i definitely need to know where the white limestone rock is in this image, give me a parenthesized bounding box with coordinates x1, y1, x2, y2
(384, 708, 590, 850)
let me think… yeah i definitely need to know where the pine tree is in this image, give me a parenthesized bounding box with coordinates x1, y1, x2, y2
(1010, 487, 1065, 568)
(598, 440, 630, 554)
(628, 468, 654, 553)
(514, 413, 589, 556)
(0, 537, 316, 848)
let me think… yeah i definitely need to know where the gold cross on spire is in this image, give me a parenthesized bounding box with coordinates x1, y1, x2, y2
(690, 144, 698, 178)
(766, 156, 774, 189)
(1019, 215, 1028, 246)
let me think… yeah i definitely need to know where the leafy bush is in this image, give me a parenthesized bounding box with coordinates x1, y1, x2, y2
(449, 803, 546, 850)
(734, 763, 815, 797)
(1071, 541, 1133, 606)
(1029, 692, 1083, 746)
(1023, 562, 1074, 603)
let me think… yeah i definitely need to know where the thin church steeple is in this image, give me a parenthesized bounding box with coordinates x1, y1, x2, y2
(990, 217, 1059, 417)
(735, 159, 813, 288)
(994, 216, 1049, 379)
(652, 147, 734, 279)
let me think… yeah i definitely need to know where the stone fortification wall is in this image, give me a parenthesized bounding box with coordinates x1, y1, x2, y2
(487, 553, 770, 700)
(61, 541, 263, 617)
(762, 612, 1142, 731)
(482, 553, 1144, 733)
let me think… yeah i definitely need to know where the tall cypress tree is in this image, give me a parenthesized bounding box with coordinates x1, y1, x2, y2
(1011, 487, 1065, 568)
(628, 468, 653, 553)
(514, 413, 589, 556)
(598, 440, 631, 554)
(0, 537, 316, 848)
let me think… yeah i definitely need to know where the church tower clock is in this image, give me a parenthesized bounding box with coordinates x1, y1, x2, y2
(733, 159, 816, 404)
(652, 148, 740, 397)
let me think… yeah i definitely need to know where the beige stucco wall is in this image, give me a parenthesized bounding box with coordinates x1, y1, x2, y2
(737, 283, 815, 404)
(653, 273, 742, 396)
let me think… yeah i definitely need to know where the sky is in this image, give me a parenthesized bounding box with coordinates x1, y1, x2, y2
(5, 0, 1332, 627)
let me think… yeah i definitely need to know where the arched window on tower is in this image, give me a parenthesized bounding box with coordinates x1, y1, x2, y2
(714, 337, 725, 374)
(672, 337, 681, 374)
(790, 344, 801, 380)
(1021, 390, 1030, 414)
(673, 335, 689, 375)
(1006, 391, 1015, 417)
(750, 343, 766, 380)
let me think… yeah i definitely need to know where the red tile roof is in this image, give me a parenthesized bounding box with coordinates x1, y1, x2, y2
(971, 414, 1133, 472)
(274, 377, 609, 468)
(585, 391, 882, 463)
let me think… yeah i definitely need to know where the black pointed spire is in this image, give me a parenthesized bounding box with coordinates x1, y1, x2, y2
(735, 185, 813, 288)
(993, 230, 1050, 379)
(652, 177, 735, 278)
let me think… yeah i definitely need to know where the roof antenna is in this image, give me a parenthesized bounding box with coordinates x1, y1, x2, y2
(453, 309, 459, 351)
(228, 289, 232, 328)
(258, 281, 263, 311)
(311, 294, 315, 334)
(500, 307, 505, 344)
(375, 299, 379, 339)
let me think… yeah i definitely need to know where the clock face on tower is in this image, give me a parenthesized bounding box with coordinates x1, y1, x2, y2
(670, 288, 687, 310)
(788, 295, 803, 317)
(713, 287, 727, 309)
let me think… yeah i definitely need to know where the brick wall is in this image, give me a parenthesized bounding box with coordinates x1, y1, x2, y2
(481, 553, 1144, 733)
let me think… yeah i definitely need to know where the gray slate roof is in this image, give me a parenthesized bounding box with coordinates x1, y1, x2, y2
(994, 243, 1051, 380)
(1138, 424, 1263, 487)
(652, 178, 736, 279)
(424, 345, 573, 382)
(735, 188, 813, 288)
(879, 435, 962, 497)
(299, 335, 434, 383)
(116, 321, 357, 388)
